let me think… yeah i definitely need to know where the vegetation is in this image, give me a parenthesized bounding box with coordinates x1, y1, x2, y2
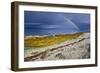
(24, 32, 83, 48)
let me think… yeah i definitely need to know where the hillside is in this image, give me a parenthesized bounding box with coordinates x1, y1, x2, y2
(24, 32, 83, 48)
(24, 32, 90, 61)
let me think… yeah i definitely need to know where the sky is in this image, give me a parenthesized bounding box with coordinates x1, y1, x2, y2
(24, 11, 90, 36)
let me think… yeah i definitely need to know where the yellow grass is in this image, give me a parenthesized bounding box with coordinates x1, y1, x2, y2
(24, 33, 83, 48)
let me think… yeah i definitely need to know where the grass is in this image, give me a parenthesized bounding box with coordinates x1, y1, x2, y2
(24, 32, 83, 48)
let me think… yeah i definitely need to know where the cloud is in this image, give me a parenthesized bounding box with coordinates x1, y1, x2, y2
(24, 11, 90, 35)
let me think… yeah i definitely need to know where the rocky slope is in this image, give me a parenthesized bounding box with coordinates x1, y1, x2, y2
(24, 33, 90, 61)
